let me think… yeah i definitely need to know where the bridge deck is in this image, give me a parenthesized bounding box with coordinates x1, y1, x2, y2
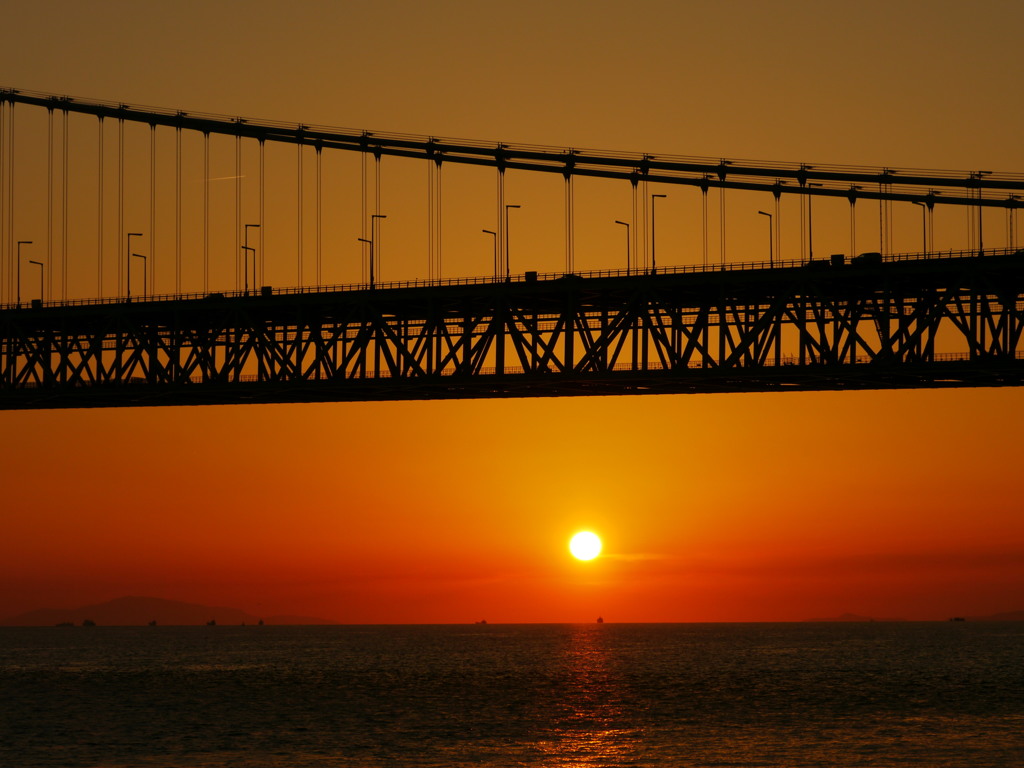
(2, 251, 1022, 409)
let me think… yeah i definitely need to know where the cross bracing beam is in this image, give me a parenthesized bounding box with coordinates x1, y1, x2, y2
(1, 252, 1022, 409)
(3, 87, 1022, 209)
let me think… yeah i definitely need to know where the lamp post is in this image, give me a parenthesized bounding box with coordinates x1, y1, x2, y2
(614, 220, 631, 273)
(757, 210, 773, 266)
(482, 229, 497, 279)
(357, 237, 372, 286)
(911, 201, 927, 254)
(975, 171, 991, 253)
(28, 259, 44, 304)
(132, 253, 148, 299)
(1011, 196, 1019, 250)
(16, 240, 32, 306)
(371, 214, 386, 286)
(806, 181, 822, 263)
(242, 246, 256, 295)
(650, 194, 666, 273)
(504, 204, 520, 281)
(126, 232, 143, 301)
(244, 223, 260, 292)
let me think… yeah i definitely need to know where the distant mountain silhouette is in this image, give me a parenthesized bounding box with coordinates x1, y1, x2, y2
(0, 596, 336, 626)
(804, 612, 906, 622)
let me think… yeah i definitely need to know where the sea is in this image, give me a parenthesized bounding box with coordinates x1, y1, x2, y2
(1, 622, 1021, 767)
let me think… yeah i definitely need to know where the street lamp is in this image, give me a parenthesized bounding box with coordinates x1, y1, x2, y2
(911, 201, 927, 254)
(132, 253, 148, 299)
(504, 204, 520, 281)
(371, 214, 387, 286)
(126, 232, 143, 301)
(28, 259, 44, 305)
(614, 220, 631, 273)
(244, 223, 260, 292)
(757, 210, 773, 266)
(482, 229, 497, 279)
(242, 246, 256, 295)
(357, 237, 372, 286)
(974, 171, 991, 253)
(16, 240, 32, 306)
(651, 194, 666, 273)
(1010, 195, 1019, 251)
(806, 181, 823, 263)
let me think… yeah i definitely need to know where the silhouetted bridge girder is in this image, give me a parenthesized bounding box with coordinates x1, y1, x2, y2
(2, 252, 1023, 409)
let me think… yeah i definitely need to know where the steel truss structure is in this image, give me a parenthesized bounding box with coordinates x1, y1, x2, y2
(2, 251, 1022, 409)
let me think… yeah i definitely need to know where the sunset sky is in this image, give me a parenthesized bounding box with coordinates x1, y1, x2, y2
(1, 0, 1022, 623)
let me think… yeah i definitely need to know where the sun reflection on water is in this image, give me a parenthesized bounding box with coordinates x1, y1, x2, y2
(535, 624, 644, 766)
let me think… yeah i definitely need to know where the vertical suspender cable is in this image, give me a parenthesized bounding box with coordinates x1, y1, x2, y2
(564, 173, 574, 274)
(374, 150, 381, 282)
(259, 139, 265, 287)
(886, 189, 893, 255)
(978, 186, 984, 254)
(880, 186, 888, 256)
(641, 179, 648, 271)
(928, 204, 935, 254)
(203, 131, 209, 293)
(966, 191, 975, 252)
(10, 100, 17, 303)
(297, 140, 303, 286)
(427, 154, 442, 281)
(497, 166, 505, 280)
(7, 101, 15, 303)
(799, 183, 806, 262)
(117, 117, 123, 296)
(849, 196, 857, 257)
(47, 108, 53, 301)
(774, 190, 781, 262)
(1, 99, 6, 303)
(631, 179, 638, 275)
(719, 187, 726, 266)
(62, 108, 69, 301)
(360, 144, 367, 283)
(4, 101, 10, 303)
(701, 183, 708, 268)
(118, 118, 124, 296)
(316, 144, 322, 286)
(97, 117, 104, 298)
(427, 155, 433, 281)
(150, 124, 156, 295)
(175, 125, 181, 294)
(235, 133, 241, 290)
(436, 158, 442, 281)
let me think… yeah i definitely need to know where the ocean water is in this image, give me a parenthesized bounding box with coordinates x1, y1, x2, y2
(1, 622, 1022, 767)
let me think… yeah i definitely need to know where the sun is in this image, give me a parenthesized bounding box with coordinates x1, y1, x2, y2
(569, 531, 602, 561)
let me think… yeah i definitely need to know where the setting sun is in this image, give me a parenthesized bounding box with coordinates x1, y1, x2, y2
(569, 532, 602, 561)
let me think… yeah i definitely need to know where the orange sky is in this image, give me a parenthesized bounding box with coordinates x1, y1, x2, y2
(1, 0, 1022, 623)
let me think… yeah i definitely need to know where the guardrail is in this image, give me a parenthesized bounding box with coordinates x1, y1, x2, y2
(1, 247, 1019, 313)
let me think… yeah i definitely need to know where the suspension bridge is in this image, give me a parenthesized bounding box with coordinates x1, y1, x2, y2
(1, 88, 1022, 409)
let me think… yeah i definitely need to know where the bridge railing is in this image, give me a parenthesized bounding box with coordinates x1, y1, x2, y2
(0, 246, 1020, 313)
